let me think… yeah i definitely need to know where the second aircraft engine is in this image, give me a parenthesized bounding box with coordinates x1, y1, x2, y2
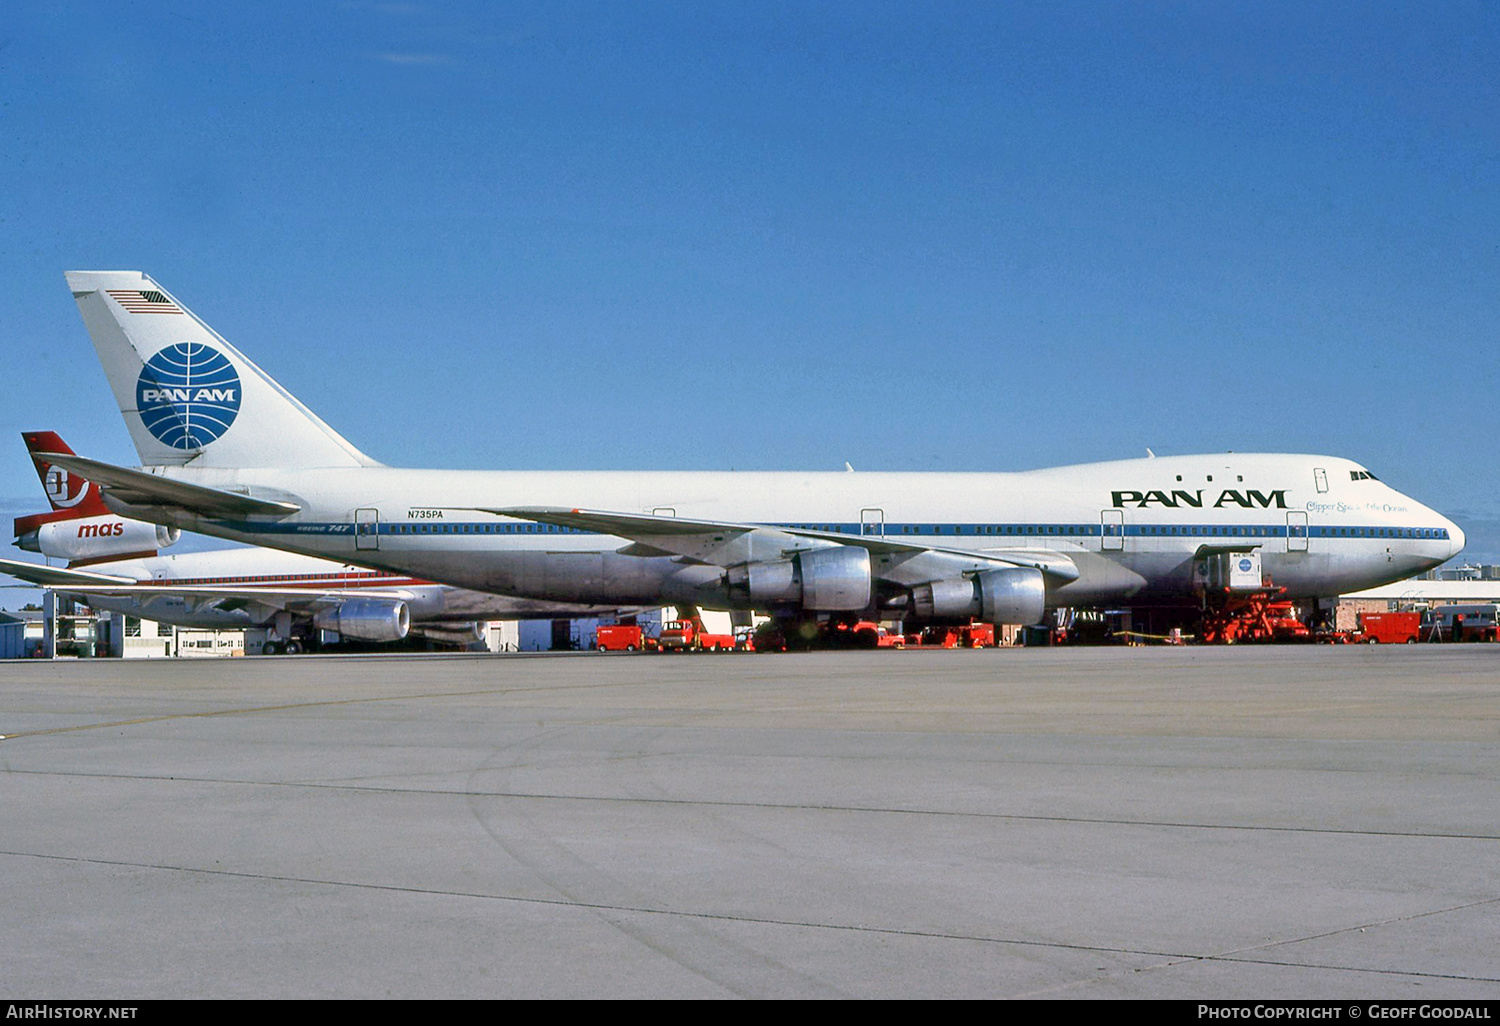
(910, 566, 1046, 625)
(18, 517, 180, 561)
(313, 598, 411, 643)
(726, 546, 872, 612)
(413, 621, 485, 645)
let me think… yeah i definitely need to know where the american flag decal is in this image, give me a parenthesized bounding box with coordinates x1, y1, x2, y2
(106, 289, 184, 314)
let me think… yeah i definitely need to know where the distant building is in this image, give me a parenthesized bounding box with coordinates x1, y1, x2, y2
(1337, 571, 1500, 632)
(0, 611, 34, 659)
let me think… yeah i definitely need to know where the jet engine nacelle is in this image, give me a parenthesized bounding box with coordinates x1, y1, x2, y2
(911, 566, 1046, 625)
(413, 621, 485, 645)
(313, 598, 410, 643)
(726, 546, 872, 612)
(18, 517, 180, 561)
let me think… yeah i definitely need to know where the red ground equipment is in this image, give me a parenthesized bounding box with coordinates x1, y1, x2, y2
(1198, 591, 1310, 644)
(595, 624, 654, 651)
(658, 616, 741, 652)
(960, 623, 996, 648)
(1353, 611, 1421, 644)
(842, 621, 906, 648)
(903, 622, 997, 648)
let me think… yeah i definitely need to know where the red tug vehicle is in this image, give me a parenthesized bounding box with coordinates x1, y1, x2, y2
(657, 615, 745, 652)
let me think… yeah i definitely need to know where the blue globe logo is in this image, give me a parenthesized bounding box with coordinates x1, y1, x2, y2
(135, 343, 243, 449)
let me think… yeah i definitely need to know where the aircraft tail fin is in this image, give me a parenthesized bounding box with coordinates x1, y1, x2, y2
(22, 431, 111, 516)
(64, 271, 378, 469)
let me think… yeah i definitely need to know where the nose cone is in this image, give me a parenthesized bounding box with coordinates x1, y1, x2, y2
(1443, 516, 1466, 561)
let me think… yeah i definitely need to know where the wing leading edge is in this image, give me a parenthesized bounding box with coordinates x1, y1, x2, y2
(485, 506, 1081, 583)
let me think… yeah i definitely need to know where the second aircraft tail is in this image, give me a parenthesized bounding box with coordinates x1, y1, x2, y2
(22, 431, 110, 516)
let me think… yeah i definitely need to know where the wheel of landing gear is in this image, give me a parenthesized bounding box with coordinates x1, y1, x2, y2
(262, 641, 282, 656)
(284, 640, 303, 655)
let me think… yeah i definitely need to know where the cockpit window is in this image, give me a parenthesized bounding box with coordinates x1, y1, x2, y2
(1349, 471, 1379, 482)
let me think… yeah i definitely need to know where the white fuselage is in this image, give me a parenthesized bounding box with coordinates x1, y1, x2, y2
(130, 452, 1464, 612)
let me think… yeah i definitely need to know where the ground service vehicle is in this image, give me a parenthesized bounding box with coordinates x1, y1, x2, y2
(1199, 593, 1311, 644)
(1354, 611, 1421, 644)
(595, 624, 655, 651)
(658, 617, 739, 652)
(905, 623, 997, 648)
(1423, 605, 1499, 642)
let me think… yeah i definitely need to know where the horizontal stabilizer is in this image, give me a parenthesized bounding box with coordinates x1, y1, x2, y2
(37, 453, 300, 518)
(0, 558, 137, 588)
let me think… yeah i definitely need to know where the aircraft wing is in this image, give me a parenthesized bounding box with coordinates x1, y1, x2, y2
(481, 506, 815, 565)
(487, 506, 1081, 582)
(35, 453, 300, 518)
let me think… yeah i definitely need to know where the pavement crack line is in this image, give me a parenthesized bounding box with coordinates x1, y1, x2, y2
(7, 767, 1499, 842)
(1027, 896, 1500, 995)
(0, 681, 628, 741)
(3, 848, 1498, 985)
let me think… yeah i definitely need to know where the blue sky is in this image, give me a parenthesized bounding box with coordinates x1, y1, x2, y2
(3, 1, 1498, 561)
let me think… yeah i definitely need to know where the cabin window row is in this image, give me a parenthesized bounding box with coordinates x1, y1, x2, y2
(371, 522, 1448, 540)
(387, 523, 580, 534)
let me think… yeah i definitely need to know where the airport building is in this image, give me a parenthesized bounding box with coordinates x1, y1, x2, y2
(0, 610, 34, 659)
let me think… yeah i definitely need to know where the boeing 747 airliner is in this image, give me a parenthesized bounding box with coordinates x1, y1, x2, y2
(42, 271, 1464, 630)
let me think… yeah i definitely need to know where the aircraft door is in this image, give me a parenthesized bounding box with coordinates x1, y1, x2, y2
(1286, 511, 1308, 552)
(355, 507, 380, 551)
(1101, 509, 1125, 551)
(861, 508, 885, 537)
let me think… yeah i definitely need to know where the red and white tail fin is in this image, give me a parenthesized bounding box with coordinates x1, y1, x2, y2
(22, 431, 110, 516)
(14, 431, 179, 564)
